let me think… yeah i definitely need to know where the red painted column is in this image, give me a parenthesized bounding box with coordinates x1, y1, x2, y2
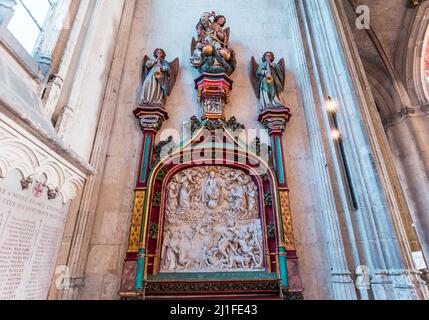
(258, 107, 303, 299)
(120, 106, 168, 295)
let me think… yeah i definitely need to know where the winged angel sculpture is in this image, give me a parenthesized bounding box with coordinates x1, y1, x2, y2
(251, 52, 286, 111)
(139, 48, 179, 108)
(190, 11, 237, 76)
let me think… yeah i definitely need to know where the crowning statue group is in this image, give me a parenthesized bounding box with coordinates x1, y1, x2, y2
(139, 11, 286, 112)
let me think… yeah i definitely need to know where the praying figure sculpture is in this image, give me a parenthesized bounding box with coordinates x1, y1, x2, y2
(251, 52, 286, 111)
(190, 11, 237, 75)
(204, 171, 223, 209)
(139, 48, 179, 107)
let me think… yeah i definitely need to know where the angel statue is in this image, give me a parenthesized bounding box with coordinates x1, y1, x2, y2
(190, 11, 237, 76)
(139, 48, 179, 107)
(251, 52, 286, 111)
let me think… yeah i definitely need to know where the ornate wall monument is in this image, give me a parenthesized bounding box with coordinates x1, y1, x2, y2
(0, 110, 86, 300)
(0, 171, 71, 299)
(119, 12, 303, 300)
(3, 0, 429, 301)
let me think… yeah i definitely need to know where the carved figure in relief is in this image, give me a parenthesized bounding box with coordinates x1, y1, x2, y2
(204, 171, 223, 209)
(166, 182, 179, 209)
(246, 184, 257, 213)
(234, 224, 262, 268)
(175, 226, 203, 270)
(251, 52, 286, 111)
(139, 48, 179, 107)
(160, 167, 264, 273)
(162, 229, 181, 271)
(177, 181, 191, 214)
(229, 186, 245, 213)
(213, 221, 238, 264)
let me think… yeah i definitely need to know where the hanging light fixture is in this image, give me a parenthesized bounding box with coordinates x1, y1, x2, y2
(326, 96, 337, 114)
(331, 129, 341, 141)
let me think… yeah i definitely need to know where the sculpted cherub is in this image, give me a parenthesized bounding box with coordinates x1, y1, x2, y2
(139, 48, 179, 107)
(251, 51, 286, 111)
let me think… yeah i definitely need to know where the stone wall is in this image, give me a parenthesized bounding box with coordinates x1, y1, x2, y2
(56, 0, 125, 161)
(0, 0, 125, 300)
(343, 0, 429, 265)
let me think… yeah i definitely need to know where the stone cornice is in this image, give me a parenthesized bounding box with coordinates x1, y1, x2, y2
(0, 95, 96, 176)
(0, 113, 87, 203)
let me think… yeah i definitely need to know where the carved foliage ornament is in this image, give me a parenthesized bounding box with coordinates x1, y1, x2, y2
(151, 136, 175, 169)
(279, 191, 295, 250)
(188, 116, 245, 134)
(161, 166, 264, 273)
(408, 0, 428, 8)
(139, 115, 163, 131)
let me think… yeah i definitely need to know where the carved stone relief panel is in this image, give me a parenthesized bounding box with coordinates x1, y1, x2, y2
(160, 166, 264, 273)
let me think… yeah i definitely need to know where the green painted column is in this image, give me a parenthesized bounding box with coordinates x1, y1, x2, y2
(258, 107, 294, 294)
(131, 106, 169, 294)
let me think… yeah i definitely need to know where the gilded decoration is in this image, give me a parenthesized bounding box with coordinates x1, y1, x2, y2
(160, 166, 264, 273)
(128, 190, 146, 252)
(279, 191, 295, 250)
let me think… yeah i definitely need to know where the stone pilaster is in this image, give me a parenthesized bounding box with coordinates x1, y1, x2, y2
(56, 0, 135, 300)
(33, 0, 72, 78)
(299, 0, 427, 300)
(287, 0, 358, 300)
(43, 0, 96, 118)
(384, 113, 429, 262)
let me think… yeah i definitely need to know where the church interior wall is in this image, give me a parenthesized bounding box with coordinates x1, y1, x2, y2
(343, 0, 429, 267)
(55, 0, 125, 161)
(1, 0, 429, 301)
(0, 0, 126, 300)
(79, 0, 332, 300)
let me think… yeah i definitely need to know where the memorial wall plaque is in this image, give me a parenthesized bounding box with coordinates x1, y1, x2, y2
(0, 170, 70, 300)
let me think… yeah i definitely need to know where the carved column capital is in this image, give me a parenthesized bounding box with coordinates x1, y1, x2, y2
(133, 106, 169, 133)
(258, 107, 292, 135)
(35, 54, 54, 78)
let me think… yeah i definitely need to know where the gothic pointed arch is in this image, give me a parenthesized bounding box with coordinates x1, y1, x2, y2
(395, 1, 429, 105)
(132, 121, 292, 297)
(362, 59, 396, 118)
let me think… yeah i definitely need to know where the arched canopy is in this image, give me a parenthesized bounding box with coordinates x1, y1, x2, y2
(395, 1, 429, 105)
